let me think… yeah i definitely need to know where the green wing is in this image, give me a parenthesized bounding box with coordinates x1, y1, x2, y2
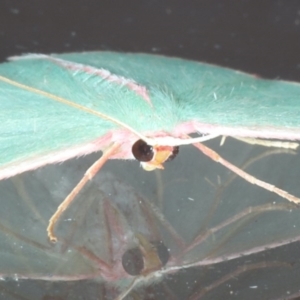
(59, 51, 300, 130)
(1, 51, 300, 179)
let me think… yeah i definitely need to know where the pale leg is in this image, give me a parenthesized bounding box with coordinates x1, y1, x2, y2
(47, 143, 120, 242)
(193, 142, 300, 204)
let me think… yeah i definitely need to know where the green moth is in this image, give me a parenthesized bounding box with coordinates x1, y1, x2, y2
(0, 52, 299, 242)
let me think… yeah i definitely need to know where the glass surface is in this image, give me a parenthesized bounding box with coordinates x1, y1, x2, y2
(1, 138, 300, 299)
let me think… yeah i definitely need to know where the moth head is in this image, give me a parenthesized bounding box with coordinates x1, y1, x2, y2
(122, 233, 170, 276)
(132, 139, 179, 171)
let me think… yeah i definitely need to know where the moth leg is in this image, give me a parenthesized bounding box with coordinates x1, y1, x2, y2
(47, 143, 120, 243)
(193, 142, 300, 204)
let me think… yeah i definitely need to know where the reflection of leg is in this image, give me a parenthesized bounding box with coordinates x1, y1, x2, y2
(193, 142, 300, 204)
(189, 261, 290, 300)
(182, 203, 291, 257)
(47, 143, 120, 242)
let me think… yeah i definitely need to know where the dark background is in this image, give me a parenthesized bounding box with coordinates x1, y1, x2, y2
(1, 0, 300, 81)
(1, 1, 300, 299)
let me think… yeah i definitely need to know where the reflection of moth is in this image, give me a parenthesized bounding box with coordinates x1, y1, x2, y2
(0, 52, 300, 245)
(1, 147, 300, 300)
(65, 172, 174, 285)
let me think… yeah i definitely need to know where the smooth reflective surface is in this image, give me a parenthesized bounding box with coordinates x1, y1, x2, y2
(0, 137, 300, 299)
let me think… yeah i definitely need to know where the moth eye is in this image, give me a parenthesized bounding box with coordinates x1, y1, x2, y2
(132, 139, 154, 162)
(151, 241, 170, 267)
(122, 242, 170, 276)
(166, 146, 179, 162)
(122, 247, 144, 276)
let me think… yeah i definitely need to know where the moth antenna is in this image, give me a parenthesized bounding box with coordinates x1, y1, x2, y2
(147, 134, 220, 147)
(233, 137, 299, 150)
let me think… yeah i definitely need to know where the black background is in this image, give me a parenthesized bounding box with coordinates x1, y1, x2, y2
(1, 0, 300, 80)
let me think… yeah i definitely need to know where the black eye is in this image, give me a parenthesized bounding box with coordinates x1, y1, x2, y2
(122, 242, 170, 276)
(132, 139, 154, 162)
(151, 241, 170, 267)
(166, 146, 179, 162)
(122, 247, 144, 276)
